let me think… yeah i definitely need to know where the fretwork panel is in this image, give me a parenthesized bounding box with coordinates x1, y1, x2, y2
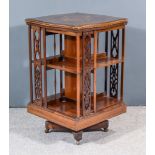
(32, 26, 43, 106)
(82, 32, 92, 116)
(110, 30, 119, 98)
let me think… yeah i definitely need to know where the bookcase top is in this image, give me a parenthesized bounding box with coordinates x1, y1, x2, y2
(26, 12, 127, 31)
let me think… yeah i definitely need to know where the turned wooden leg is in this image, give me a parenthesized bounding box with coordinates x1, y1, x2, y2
(73, 131, 83, 145)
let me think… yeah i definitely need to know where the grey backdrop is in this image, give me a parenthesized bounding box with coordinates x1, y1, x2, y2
(9, 0, 146, 107)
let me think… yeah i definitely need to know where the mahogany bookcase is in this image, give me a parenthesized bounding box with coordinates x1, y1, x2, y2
(25, 13, 128, 144)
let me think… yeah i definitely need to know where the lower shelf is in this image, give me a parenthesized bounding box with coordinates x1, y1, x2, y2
(46, 93, 123, 118)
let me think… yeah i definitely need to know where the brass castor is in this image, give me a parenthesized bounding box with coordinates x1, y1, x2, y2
(101, 127, 109, 132)
(103, 128, 109, 132)
(76, 140, 80, 145)
(101, 120, 109, 132)
(45, 121, 53, 133)
(45, 128, 50, 133)
(45, 128, 53, 133)
(73, 131, 83, 145)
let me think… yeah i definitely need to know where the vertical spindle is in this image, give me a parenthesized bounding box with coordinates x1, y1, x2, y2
(120, 28, 125, 100)
(60, 34, 63, 97)
(54, 34, 56, 100)
(76, 34, 80, 117)
(43, 28, 47, 107)
(93, 31, 97, 113)
(105, 31, 108, 95)
(28, 25, 33, 102)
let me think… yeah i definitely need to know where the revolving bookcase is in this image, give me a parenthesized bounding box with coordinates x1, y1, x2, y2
(25, 13, 128, 144)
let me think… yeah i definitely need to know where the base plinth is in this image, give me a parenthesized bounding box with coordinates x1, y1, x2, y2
(45, 120, 109, 144)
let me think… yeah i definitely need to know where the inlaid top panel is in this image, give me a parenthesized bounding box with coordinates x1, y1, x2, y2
(26, 13, 127, 31)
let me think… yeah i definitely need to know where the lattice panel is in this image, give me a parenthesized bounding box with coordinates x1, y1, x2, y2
(33, 26, 42, 106)
(110, 64, 118, 97)
(110, 30, 119, 98)
(82, 32, 92, 116)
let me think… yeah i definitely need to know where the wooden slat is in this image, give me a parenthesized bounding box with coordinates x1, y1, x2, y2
(96, 25, 125, 33)
(105, 31, 108, 95)
(43, 28, 47, 107)
(46, 29, 80, 36)
(54, 34, 56, 100)
(76, 34, 81, 117)
(120, 28, 125, 100)
(59, 34, 63, 97)
(93, 31, 97, 112)
(97, 32, 99, 53)
(28, 25, 33, 102)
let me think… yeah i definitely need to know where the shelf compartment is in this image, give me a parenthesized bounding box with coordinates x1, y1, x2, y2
(47, 58, 79, 74)
(45, 93, 124, 118)
(96, 57, 124, 68)
(46, 53, 123, 73)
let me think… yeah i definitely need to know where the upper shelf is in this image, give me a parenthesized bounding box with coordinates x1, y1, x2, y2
(47, 59, 78, 74)
(46, 53, 123, 74)
(96, 57, 123, 68)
